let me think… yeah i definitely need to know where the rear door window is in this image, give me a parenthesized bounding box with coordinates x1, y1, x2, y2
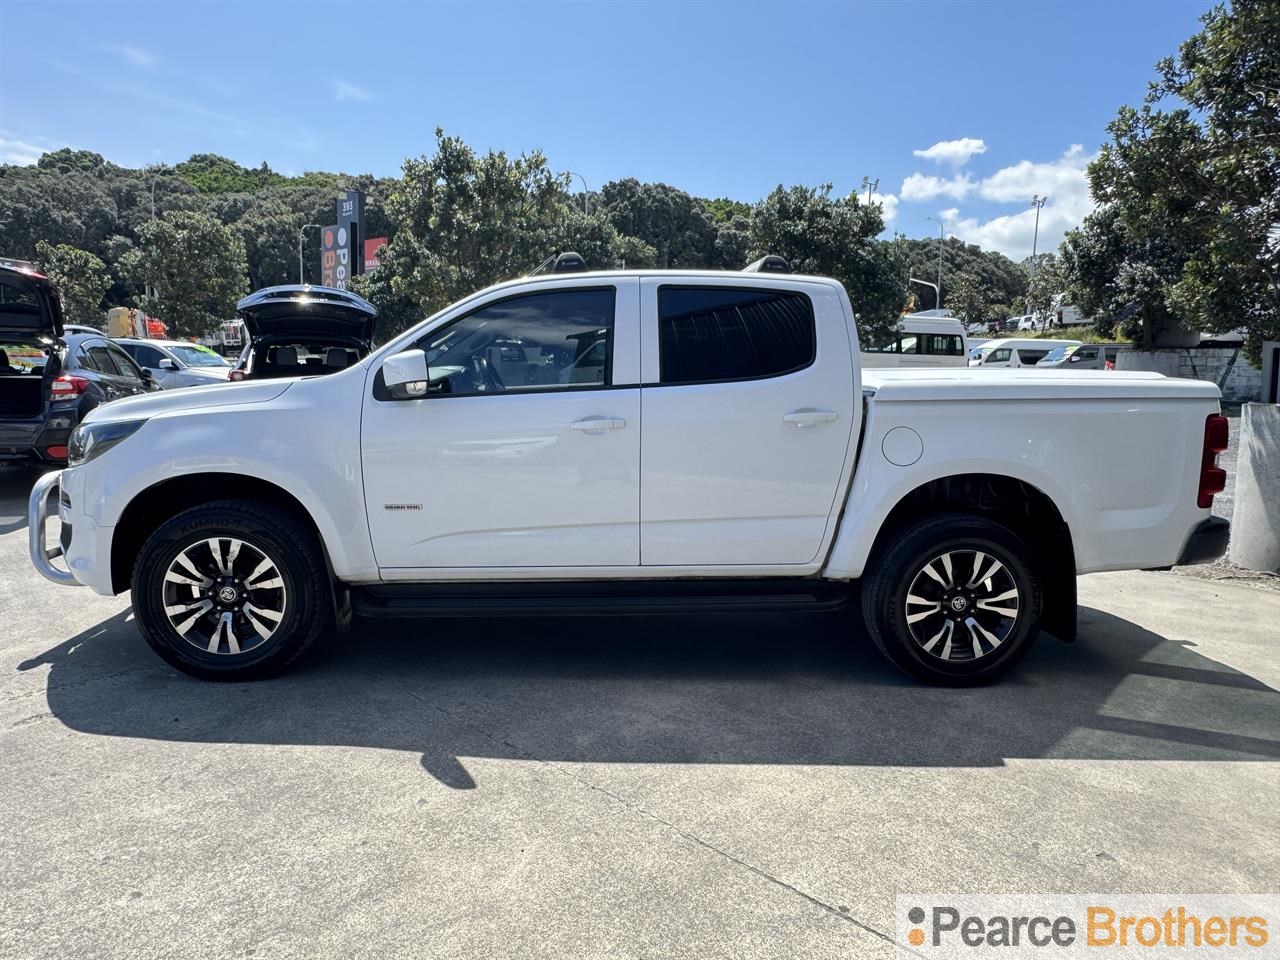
(657, 286, 815, 385)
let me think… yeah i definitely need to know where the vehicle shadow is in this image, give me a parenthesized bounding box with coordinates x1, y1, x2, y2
(19, 603, 1280, 788)
(0, 464, 44, 536)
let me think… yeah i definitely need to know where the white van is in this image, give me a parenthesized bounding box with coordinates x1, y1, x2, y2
(969, 338, 1082, 368)
(861, 315, 968, 368)
(1036, 342, 1128, 370)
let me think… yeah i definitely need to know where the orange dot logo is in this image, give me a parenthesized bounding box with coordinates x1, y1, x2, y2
(908, 906, 927, 947)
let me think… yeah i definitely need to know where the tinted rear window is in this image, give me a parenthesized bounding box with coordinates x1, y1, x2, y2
(658, 286, 815, 385)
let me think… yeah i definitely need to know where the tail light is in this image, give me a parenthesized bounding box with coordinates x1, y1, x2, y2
(50, 375, 90, 400)
(1197, 414, 1229, 508)
(229, 369, 245, 382)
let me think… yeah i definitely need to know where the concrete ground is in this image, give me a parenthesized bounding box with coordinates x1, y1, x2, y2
(1, 463, 1277, 960)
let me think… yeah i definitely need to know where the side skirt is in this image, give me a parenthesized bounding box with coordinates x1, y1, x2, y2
(350, 578, 851, 619)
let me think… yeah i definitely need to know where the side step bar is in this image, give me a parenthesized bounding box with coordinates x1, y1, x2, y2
(351, 579, 851, 619)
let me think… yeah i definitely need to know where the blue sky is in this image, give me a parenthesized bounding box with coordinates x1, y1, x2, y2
(1, 0, 1211, 260)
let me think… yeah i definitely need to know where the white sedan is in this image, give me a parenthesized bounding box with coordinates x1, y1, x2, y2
(114, 338, 233, 388)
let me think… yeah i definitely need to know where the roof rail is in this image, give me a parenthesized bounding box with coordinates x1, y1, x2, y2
(528, 251, 589, 276)
(743, 254, 790, 274)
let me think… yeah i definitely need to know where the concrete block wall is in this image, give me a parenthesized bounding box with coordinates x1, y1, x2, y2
(1117, 349, 1262, 402)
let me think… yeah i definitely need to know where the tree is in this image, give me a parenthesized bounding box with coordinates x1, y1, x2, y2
(368, 130, 646, 336)
(1022, 253, 1066, 327)
(121, 211, 248, 337)
(947, 270, 989, 328)
(901, 237, 1026, 315)
(34, 241, 111, 326)
(601, 179, 720, 268)
(1071, 0, 1280, 359)
(749, 185, 907, 344)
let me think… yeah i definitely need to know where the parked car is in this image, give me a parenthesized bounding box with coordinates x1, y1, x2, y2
(861, 315, 968, 369)
(969, 338, 1083, 368)
(115, 338, 232, 389)
(228, 285, 376, 381)
(64, 324, 105, 335)
(1036, 343, 1128, 370)
(30, 256, 1229, 686)
(2, 264, 160, 465)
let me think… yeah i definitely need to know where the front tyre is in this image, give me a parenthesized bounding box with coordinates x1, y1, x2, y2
(131, 499, 331, 680)
(861, 513, 1043, 685)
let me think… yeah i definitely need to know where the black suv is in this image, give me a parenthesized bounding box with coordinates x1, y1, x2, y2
(1, 264, 160, 465)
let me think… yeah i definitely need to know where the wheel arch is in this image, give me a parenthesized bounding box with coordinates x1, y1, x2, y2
(111, 472, 335, 596)
(859, 472, 1077, 643)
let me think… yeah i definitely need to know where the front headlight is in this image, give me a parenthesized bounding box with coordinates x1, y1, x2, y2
(68, 419, 147, 466)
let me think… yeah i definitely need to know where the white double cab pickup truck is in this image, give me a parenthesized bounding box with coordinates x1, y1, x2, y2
(29, 256, 1232, 685)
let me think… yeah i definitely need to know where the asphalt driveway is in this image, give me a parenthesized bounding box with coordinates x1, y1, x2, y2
(1, 463, 1277, 959)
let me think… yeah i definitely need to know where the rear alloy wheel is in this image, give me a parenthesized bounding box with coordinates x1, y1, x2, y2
(132, 500, 331, 680)
(861, 513, 1043, 685)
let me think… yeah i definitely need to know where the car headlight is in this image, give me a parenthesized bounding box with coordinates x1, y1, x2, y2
(67, 419, 147, 466)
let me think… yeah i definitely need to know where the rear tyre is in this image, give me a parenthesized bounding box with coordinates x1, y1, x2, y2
(861, 512, 1042, 685)
(131, 499, 331, 681)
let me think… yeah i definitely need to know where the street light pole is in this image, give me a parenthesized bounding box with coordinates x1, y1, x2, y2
(908, 277, 939, 314)
(925, 216, 945, 311)
(298, 224, 321, 284)
(1029, 194, 1046, 276)
(567, 172, 590, 216)
(860, 176, 879, 206)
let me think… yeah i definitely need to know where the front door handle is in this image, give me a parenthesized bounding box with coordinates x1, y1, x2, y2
(571, 417, 626, 433)
(783, 409, 839, 427)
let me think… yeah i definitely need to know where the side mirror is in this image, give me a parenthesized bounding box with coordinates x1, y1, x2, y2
(382, 348, 432, 399)
(158, 358, 178, 370)
(140, 368, 154, 381)
(1068, 355, 1082, 363)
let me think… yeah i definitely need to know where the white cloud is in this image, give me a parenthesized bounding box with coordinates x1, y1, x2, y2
(101, 44, 155, 68)
(0, 135, 46, 166)
(943, 145, 1095, 259)
(333, 81, 374, 102)
(863, 190, 899, 223)
(978, 144, 1090, 204)
(0, 131, 66, 165)
(900, 172, 975, 201)
(913, 137, 987, 165)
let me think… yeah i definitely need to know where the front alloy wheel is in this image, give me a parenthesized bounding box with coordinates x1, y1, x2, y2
(162, 537, 288, 656)
(132, 499, 331, 680)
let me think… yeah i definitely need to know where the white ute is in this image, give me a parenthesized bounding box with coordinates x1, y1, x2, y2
(28, 255, 1232, 685)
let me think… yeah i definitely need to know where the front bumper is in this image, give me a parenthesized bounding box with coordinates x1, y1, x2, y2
(28, 470, 80, 586)
(1176, 516, 1231, 566)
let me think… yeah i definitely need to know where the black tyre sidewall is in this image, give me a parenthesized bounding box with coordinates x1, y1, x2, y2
(132, 501, 328, 680)
(864, 515, 1042, 685)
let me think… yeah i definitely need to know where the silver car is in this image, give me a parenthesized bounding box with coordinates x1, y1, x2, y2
(114, 338, 233, 388)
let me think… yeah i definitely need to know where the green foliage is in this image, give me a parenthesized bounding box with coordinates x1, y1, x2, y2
(175, 154, 286, 194)
(1060, 0, 1279, 360)
(749, 185, 906, 345)
(946, 270, 989, 327)
(34, 241, 111, 326)
(601, 179, 720, 268)
(900, 237, 1026, 315)
(367, 130, 648, 337)
(702, 197, 753, 224)
(1023, 253, 1066, 322)
(120, 211, 248, 338)
(1028, 325, 1125, 344)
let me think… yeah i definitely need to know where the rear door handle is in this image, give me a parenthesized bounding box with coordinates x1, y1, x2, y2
(783, 409, 839, 427)
(571, 417, 626, 433)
